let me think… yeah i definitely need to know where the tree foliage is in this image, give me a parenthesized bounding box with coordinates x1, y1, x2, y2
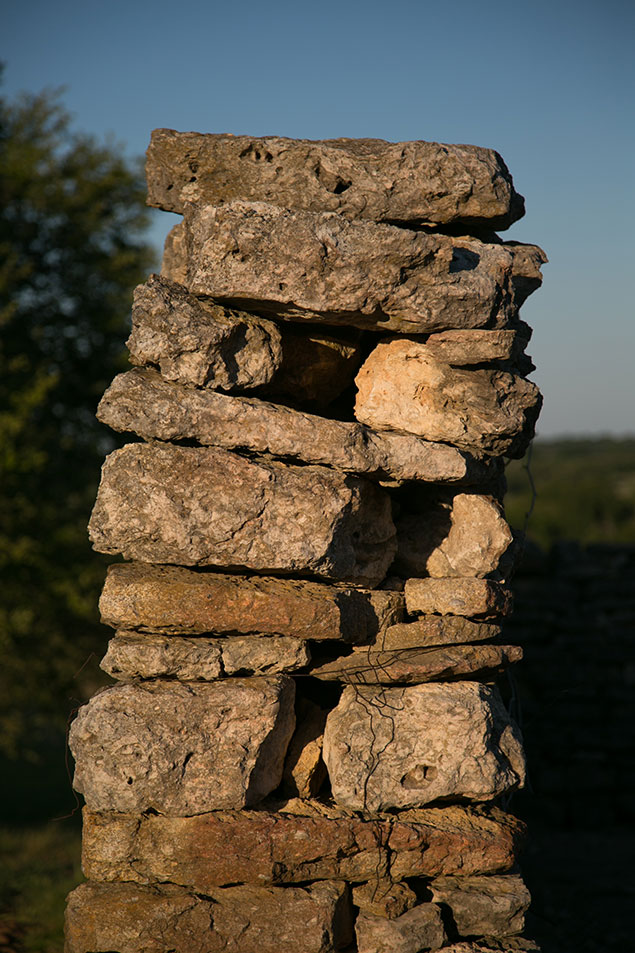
(0, 81, 155, 757)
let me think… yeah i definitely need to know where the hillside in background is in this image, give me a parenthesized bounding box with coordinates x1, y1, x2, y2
(505, 437, 635, 549)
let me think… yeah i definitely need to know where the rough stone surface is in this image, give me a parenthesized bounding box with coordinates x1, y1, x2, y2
(380, 617, 501, 649)
(98, 368, 494, 485)
(65, 880, 353, 953)
(309, 643, 521, 684)
(394, 493, 514, 578)
(441, 943, 540, 953)
(354, 339, 542, 457)
(352, 880, 417, 920)
(128, 274, 283, 390)
(422, 327, 532, 368)
(69, 677, 295, 813)
(88, 443, 396, 587)
(430, 874, 531, 938)
(179, 203, 545, 334)
(323, 682, 525, 811)
(81, 803, 525, 888)
(99, 563, 404, 642)
(146, 130, 526, 228)
(101, 631, 310, 680)
(161, 220, 188, 283)
(355, 903, 446, 953)
(282, 698, 328, 797)
(404, 578, 513, 620)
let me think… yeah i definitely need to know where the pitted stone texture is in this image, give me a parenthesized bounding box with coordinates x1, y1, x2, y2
(355, 903, 446, 953)
(380, 617, 501, 650)
(404, 578, 513, 620)
(101, 631, 310, 681)
(65, 880, 353, 953)
(99, 563, 404, 642)
(69, 677, 295, 814)
(180, 203, 544, 335)
(355, 339, 542, 457)
(88, 443, 396, 587)
(309, 643, 521, 685)
(282, 698, 328, 797)
(352, 880, 418, 920)
(81, 803, 525, 888)
(394, 493, 514, 578)
(147, 130, 525, 228)
(98, 368, 493, 485)
(323, 682, 525, 812)
(422, 327, 532, 368)
(128, 274, 282, 391)
(430, 874, 531, 938)
(161, 220, 188, 284)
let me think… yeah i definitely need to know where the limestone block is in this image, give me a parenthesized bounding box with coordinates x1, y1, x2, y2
(99, 564, 404, 642)
(101, 631, 310, 680)
(181, 203, 544, 334)
(404, 578, 513, 620)
(394, 493, 514, 578)
(323, 682, 525, 812)
(65, 880, 353, 953)
(430, 874, 531, 938)
(161, 220, 188, 284)
(98, 368, 494, 485)
(282, 698, 328, 797)
(81, 804, 525, 888)
(69, 677, 295, 813)
(352, 880, 417, 919)
(422, 327, 532, 368)
(309, 643, 521, 685)
(381, 617, 501, 650)
(88, 443, 396, 587)
(355, 903, 446, 953)
(147, 130, 526, 228)
(128, 274, 282, 390)
(354, 339, 542, 457)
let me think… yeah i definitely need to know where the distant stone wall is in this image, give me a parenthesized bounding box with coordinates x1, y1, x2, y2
(64, 132, 545, 953)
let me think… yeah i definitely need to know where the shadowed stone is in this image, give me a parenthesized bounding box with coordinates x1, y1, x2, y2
(352, 880, 417, 920)
(422, 327, 533, 369)
(355, 903, 446, 953)
(430, 874, 531, 939)
(282, 698, 328, 797)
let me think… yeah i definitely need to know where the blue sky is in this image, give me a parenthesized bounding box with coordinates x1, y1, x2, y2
(4, 0, 634, 437)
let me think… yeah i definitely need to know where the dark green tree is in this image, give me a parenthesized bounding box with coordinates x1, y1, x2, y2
(0, 80, 155, 759)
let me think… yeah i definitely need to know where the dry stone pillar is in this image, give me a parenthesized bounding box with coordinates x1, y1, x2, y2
(65, 132, 546, 953)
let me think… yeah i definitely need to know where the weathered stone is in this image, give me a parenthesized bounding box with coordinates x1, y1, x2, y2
(430, 874, 531, 938)
(323, 682, 525, 811)
(98, 368, 494, 485)
(282, 698, 328, 797)
(355, 903, 446, 953)
(394, 494, 514, 578)
(69, 677, 295, 814)
(404, 578, 513, 620)
(422, 327, 532, 368)
(99, 563, 404, 642)
(352, 880, 417, 919)
(181, 203, 545, 334)
(354, 339, 542, 457)
(380, 617, 501, 650)
(309, 643, 521, 684)
(101, 631, 310, 680)
(128, 274, 282, 390)
(441, 943, 540, 953)
(81, 803, 525, 888)
(146, 130, 525, 229)
(161, 220, 188, 283)
(88, 443, 396, 587)
(65, 880, 353, 953)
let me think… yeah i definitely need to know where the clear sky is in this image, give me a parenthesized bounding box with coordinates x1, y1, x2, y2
(3, 0, 634, 438)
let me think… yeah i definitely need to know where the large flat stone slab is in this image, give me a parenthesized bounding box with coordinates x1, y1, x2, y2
(422, 326, 533, 370)
(309, 643, 521, 685)
(177, 203, 544, 334)
(101, 631, 311, 680)
(354, 339, 542, 457)
(88, 443, 396, 587)
(81, 803, 525, 888)
(69, 677, 295, 814)
(98, 368, 495, 485)
(323, 682, 525, 812)
(99, 563, 404, 642)
(65, 880, 353, 953)
(429, 874, 531, 939)
(146, 130, 525, 228)
(380, 617, 501, 650)
(404, 578, 513, 620)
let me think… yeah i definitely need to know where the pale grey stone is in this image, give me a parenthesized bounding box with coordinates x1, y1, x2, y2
(322, 681, 525, 812)
(69, 677, 295, 813)
(422, 327, 532, 368)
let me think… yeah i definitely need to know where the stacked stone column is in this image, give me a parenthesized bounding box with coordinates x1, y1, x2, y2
(65, 132, 545, 953)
